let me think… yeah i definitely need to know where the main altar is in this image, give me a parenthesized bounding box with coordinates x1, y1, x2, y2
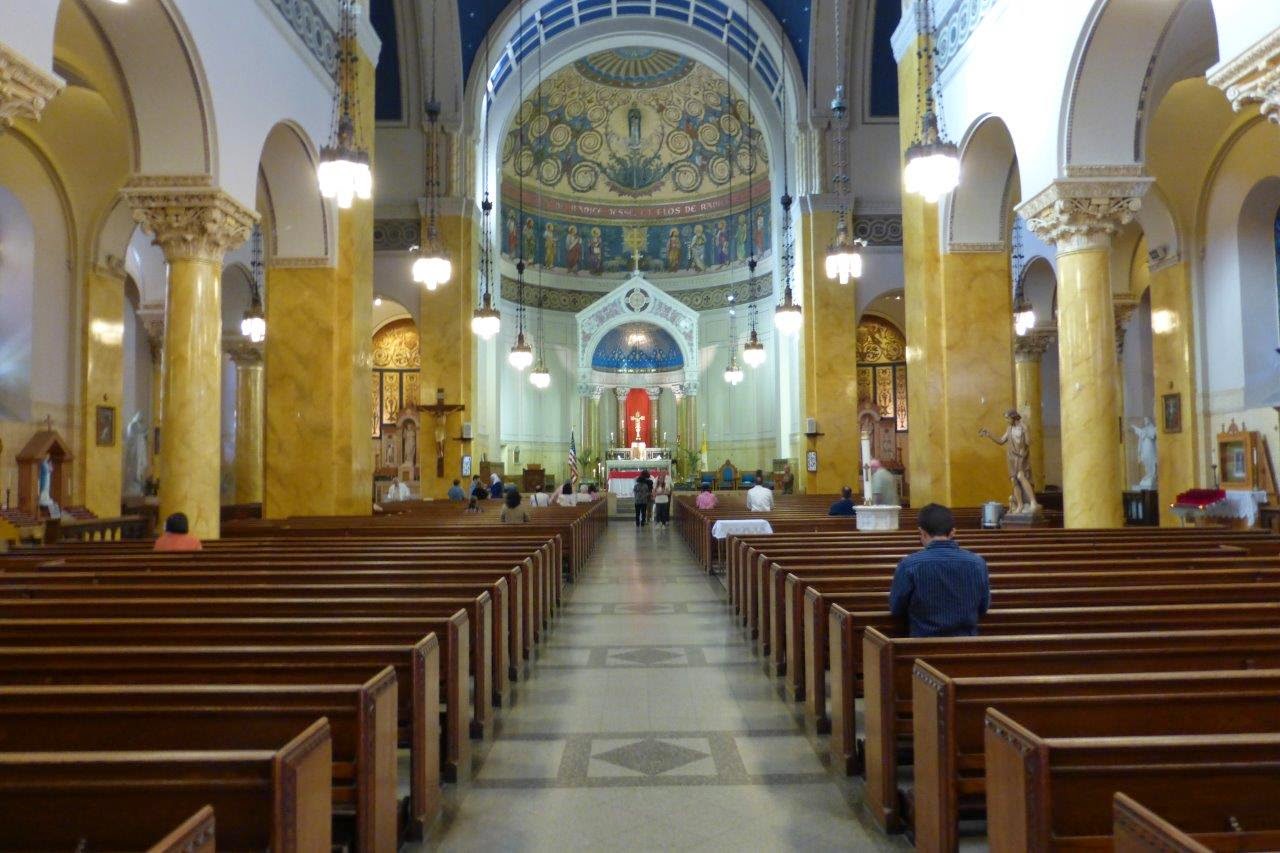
(605, 445, 673, 496)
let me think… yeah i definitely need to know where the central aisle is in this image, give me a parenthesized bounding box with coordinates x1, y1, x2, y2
(424, 522, 905, 851)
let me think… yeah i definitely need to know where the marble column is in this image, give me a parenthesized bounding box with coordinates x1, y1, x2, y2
(1013, 329, 1054, 492)
(1022, 179, 1149, 527)
(79, 258, 126, 517)
(647, 387, 662, 446)
(0, 44, 63, 130)
(124, 180, 257, 539)
(614, 387, 628, 448)
(228, 344, 264, 504)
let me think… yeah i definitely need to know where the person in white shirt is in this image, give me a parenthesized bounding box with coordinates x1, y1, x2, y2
(386, 477, 411, 502)
(529, 485, 552, 508)
(745, 469, 774, 512)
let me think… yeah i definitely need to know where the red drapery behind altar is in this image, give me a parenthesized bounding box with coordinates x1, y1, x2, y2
(624, 388, 652, 446)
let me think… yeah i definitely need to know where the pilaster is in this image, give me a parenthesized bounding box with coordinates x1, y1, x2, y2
(0, 43, 63, 128)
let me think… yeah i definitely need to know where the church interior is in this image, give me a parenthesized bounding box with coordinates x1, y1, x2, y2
(1, 0, 1280, 849)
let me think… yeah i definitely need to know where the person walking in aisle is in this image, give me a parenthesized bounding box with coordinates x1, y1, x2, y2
(633, 470, 653, 528)
(652, 475, 671, 527)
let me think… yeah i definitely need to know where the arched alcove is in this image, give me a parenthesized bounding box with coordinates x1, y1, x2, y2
(948, 114, 1019, 250)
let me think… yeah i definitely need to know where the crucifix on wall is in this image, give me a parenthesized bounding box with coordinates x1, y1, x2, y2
(630, 411, 646, 443)
(417, 387, 465, 478)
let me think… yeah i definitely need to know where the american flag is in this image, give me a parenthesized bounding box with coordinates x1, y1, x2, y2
(568, 430, 579, 484)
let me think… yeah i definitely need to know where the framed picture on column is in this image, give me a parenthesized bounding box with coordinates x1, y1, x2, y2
(95, 406, 116, 447)
(1161, 393, 1182, 434)
(806, 450, 818, 473)
(461, 455, 472, 477)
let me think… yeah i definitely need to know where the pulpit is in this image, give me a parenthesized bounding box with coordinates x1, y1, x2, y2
(522, 465, 547, 493)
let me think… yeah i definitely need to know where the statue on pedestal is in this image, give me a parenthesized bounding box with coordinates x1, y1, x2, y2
(1131, 417, 1158, 490)
(980, 409, 1039, 515)
(123, 412, 149, 497)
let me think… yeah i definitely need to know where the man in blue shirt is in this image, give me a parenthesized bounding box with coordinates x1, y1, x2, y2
(828, 486, 856, 516)
(888, 503, 990, 637)
(447, 479, 465, 501)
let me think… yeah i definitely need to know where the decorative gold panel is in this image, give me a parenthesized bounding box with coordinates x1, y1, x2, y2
(875, 365, 895, 418)
(857, 366, 874, 411)
(856, 317, 906, 364)
(381, 372, 401, 424)
(402, 372, 420, 409)
(371, 381, 381, 438)
(895, 366, 909, 432)
(372, 318, 421, 369)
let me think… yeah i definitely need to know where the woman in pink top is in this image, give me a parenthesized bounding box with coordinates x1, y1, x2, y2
(695, 484, 717, 509)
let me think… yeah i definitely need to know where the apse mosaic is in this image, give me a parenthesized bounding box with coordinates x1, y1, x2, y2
(500, 47, 771, 278)
(590, 322, 685, 373)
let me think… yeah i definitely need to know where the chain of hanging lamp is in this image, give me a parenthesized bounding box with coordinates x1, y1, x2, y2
(773, 47, 802, 336)
(1011, 217, 1036, 335)
(317, 0, 372, 208)
(903, 0, 960, 203)
(508, 0, 534, 371)
(412, 0, 452, 290)
(723, 18, 744, 387)
(472, 30, 502, 339)
(824, 0, 864, 284)
(741, 0, 765, 370)
(241, 224, 267, 343)
(528, 11, 552, 389)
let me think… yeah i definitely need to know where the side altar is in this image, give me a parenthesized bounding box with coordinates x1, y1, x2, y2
(605, 445, 672, 497)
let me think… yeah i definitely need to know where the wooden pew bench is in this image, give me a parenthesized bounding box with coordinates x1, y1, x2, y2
(984, 710, 1280, 852)
(0, 640, 445, 828)
(0, 718, 331, 853)
(149, 806, 216, 853)
(912, 665, 1280, 850)
(0, 674, 399, 852)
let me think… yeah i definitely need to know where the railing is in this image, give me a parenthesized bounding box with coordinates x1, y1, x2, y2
(45, 516, 152, 544)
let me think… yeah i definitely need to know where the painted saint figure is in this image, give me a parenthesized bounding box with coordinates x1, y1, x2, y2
(688, 223, 707, 271)
(754, 209, 767, 256)
(564, 225, 582, 273)
(522, 218, 536, 263)
(543, 222, 557, 269)
(979, 409, 1039, 515)
(665, 228, 682, 272)
(505, 213, 518, 257)
(714, 219, 730, 266)
(587, 227, 604, 275)
(735, 214, 748, 261)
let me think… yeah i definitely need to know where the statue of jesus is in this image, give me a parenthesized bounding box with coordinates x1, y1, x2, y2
(630, 411, 646, 443)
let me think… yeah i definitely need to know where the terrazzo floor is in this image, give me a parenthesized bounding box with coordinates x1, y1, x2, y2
(413, 521, 910, 851)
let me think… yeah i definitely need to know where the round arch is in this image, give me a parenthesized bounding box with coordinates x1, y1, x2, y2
(947, 114, 1019, 250)
(256, 121, 332, 263)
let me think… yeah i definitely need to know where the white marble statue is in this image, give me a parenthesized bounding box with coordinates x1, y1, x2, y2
(1131, 417, 1158, 490)
(37, 454, 53, 505)
(123, 412, 149, 497)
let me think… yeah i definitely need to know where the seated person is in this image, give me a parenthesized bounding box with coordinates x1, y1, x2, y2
(529, 486, 552, 508)
(745, 470, 774, 512)
(447, 479, 465, 501)
(469, 475, 487, 500)
(868, 459, 901, 506)
(828, 486, 856, 516)
(500, 489, 530, 524)
(888, 503, 990, 638)
(154, 512, 202, 552)
(695, 483, 718, 509)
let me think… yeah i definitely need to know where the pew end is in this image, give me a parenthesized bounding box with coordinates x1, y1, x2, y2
(1114, 793, 1211, 853)
(148, 805, 216, 853)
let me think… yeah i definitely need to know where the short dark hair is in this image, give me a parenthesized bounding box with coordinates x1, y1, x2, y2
(917, 503, 955, 537)
(164, 513, 189, 535)
(701, 484, 711, 492)
(841, 486, 853, 499)
(755, 469, 764, 479)
(452, 479, 460, 486)
(505, 490, 521, 509)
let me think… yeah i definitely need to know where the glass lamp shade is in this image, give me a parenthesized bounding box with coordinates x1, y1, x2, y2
(412, 252, 452, 291)
(742, 333, 766, 368)
(903, 141, 960, 203)
(240, 307, 266, 344)
(723, 357, 744, 386)
(824, 247, 863, 284)
(317, 148, 373, 210)
(508, 334, 534, 371)
(774, 288, 803, 336)
(529, 363, 551, 389)
(471, 300, 501, 340)
(1013, 307, 1036, 336)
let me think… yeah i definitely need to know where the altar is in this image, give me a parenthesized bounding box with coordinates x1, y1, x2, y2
(605, 445, 673, 497)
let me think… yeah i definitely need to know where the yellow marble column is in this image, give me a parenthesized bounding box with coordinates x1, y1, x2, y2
(125, 182, 256, 539)
(1022, 182, 1147, 528)
(418, 205, 476, 499)
(228, 344, 264, 504)
(1013, 330, 1054, 492)
(614, 387, 628, 447)
(798, 205, 860, 493)
(79, 261, 126, 518)
(1148, 260, 1200, 524)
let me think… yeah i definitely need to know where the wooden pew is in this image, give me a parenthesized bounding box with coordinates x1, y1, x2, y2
(0, 614, 471, 784)
(1113, 794, 1211, 853)
(0, 673, 399, 852)
(984, 709, 1280, 852)
(0, 640, 445, 827)
(149, 806, 216, 853)
(0, 718, 332, 853)
(913, 665, 1280, 851)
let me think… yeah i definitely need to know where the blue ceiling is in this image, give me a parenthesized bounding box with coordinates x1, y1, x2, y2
(456, 0, 810, 88)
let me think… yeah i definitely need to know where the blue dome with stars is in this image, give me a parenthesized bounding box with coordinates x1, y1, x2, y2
(591, 323, 684, 373)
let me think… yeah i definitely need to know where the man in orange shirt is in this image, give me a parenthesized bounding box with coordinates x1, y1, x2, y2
(154, 512, 203, 552)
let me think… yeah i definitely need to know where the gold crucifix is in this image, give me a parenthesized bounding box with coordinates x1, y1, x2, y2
(629, 411, 646, 442)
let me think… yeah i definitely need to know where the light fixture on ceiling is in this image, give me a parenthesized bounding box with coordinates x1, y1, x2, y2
(317, 0, 373, 209)
(1011, 217, 1036, 336)
(774, 55, 802, 336)
(413, 1, 451, 290)
(473, 32, 501, 341)
(240, 224, 267, 343)
(903, 0, 960, 203)
(373, 295, 383, 307)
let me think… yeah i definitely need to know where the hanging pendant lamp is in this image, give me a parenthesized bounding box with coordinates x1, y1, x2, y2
(473, 32, 501, 340)
(318, 0, 373, 208)
(241, 224, 267, 343)
(903, 0, 960, 203)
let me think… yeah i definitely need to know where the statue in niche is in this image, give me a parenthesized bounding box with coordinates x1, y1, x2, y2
(687, 223, 707, 271)
(627, 108, 642, 150)
(543, 222, 557, 269)
(565, 225, 582, 273)
(979, 409, 1039, 515)
(381, 430, 399, 468)
(38, 454, 53, 506)
(588, 227, 604, 275)
(665, 228, 682, 272)
(123, 412, 149, 497)
(1131, 417, 1158, 490)
(402, 422, 417, 471)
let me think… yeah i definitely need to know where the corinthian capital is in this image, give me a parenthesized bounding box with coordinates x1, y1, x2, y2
(0, 45, 63, 128)
(1017, 176, 1153, 252)
(1207, 29, 1280, 124)
(1013, 328, 1056, 363)
(122, 176, 258, 263)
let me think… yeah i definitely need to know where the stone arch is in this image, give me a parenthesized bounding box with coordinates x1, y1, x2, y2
(1061, 0, 1218, 170)
(256, 121, 332, 264)
(221, 262, 256, 336)
(947, 114, 1019, 250)
(1020, 255, 1058, 327)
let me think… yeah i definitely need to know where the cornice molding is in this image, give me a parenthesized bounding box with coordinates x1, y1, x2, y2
(122, 176, 259, 262)
(0, 44, 64, 128)
(1207, 27, 1280, 124)
(948, 241, 1004, 254)
(1017, 177, 1153, 252)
